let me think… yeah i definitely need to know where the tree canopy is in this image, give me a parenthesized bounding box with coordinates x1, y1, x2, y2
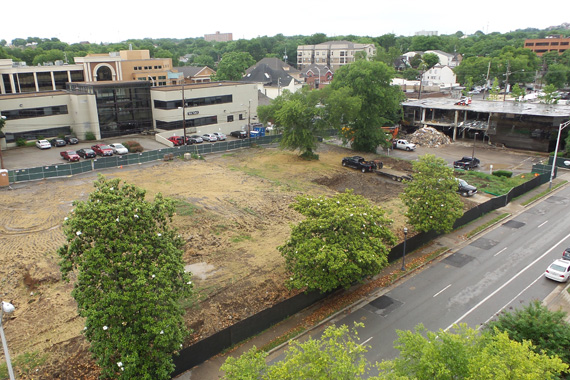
(279, 190, 396, 293)
(400, 154, 463, 233)
(212, 51, 255, 81)
(58, 176, 193, 379)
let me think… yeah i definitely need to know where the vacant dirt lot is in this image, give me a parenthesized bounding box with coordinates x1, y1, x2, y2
(0, 142, 475, 379)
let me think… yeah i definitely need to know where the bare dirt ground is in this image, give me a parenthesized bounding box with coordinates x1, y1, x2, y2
(0, 142, 476, 379)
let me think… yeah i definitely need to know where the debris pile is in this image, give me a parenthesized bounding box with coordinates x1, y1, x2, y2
(408, 126, 452, 148)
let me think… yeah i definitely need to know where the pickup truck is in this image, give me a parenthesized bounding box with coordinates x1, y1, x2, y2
(392, 139, 416, 151)
(342, 156, 381, 173)
(453, 156, 480, 170)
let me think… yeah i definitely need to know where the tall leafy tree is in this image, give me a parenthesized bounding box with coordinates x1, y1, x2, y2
(329, 59, 404, 152)
(279, 190, 396, 293)
(213, 51, 255, 81)
(539, 84, 559, 104)
(221, 323, 369, 379)
(488, 77, 501, 100)
(544, 63, 569, 88)
(58, 176, 193, 380)
(400, 154, 463, 233)
(422, 52, 440, 69)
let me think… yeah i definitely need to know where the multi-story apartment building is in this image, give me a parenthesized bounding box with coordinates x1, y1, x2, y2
(0, 49, 181, 95)
(204, 31, 233, 42)
(524, 35, 570, 56)
(297, 41, 376, 70)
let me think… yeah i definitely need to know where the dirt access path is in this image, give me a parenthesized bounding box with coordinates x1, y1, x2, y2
(0, 142, 472, 379)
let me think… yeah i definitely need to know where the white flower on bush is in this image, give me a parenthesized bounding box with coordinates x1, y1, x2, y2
(117, 362, 123, 368)
(76, 231, 82, 236)
(157, 233, 162, 237)
(103, 326, 108, 330)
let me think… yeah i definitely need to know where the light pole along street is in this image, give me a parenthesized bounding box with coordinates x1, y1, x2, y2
(1, 301, 16, 380)
(549, 119, 570, 189)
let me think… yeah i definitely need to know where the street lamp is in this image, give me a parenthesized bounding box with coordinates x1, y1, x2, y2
(1, 301, 16, 380)
(401, 227, 408, 271)
(181, 83, 187, 145)
(549, 120, 570, 189)
(471, 132, 479, 159)
(248, 99, 252, 141)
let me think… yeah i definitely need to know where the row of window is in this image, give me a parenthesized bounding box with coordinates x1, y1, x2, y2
(154, 94, 233, 110)
(155, 115, 218, 130)
(526, 41, 569, 47)
(133, 65, 164, 70)
(1, 105, 68, 120)
(3, 126, 71, 143)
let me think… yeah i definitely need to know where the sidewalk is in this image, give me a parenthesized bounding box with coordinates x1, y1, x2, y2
(176, 170, 570, 380)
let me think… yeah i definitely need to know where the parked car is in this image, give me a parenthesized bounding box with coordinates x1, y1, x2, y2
(230, 130, 247, 139)
(91, 144, 114, 156)
(456, 178, 477, 197)
(77, 148, 96, 158)
(392, 139, 416, 151)
(213, 132, 226, 141)
(453, 156, 480, 170)
(60, 150, 80, 162)
(35, 139, 52, 149)
(189, 135, 204, 143)
(202, 133, 218, 142)
(563, 248, 570, 261)
(168, 136, 184, 146)
(341, 156, 378, 173)
(50, 138, 67, 147)
(545, 259, 570, 282)
(109, 143, 128, 155)
(64, 135, 79, 145)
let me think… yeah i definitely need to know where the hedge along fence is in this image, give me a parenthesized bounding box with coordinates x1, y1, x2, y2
(7, 134, 282, 184)
(171, 173, 552, 377)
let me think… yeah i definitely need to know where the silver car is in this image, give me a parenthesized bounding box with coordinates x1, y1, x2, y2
(213, 132, 226, 141)
(109, 143, 129, 155)
(202, 134, 218, 142)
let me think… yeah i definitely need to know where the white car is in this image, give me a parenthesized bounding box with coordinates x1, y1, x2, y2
(213, 132, 226, 141)
(35, 139, 52, 149)
(393, 139, 416, 151)
(202, 134, 218, 142)
(545, 259, 570, 282)
(109, 143, 129, 155)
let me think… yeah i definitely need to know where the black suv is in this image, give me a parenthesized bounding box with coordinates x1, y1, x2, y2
(230, 130, 248, 139)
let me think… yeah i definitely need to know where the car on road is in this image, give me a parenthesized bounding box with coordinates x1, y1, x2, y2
(563, 248, 570, 261)
(60, 150, 81, 162)
(91, 144, 114, 156)
(35, 139, 52, 149)
(189, 135, 203, 143)
(77, 148, 96, 158)
(230, 130, 247, 139)
(64, 135, 79, 145)
(50, 138, 67, 147)
(202, 133, 218, 142)
(213, 132, 226, 141)
(453, 156, 480, 170)
(341, 156, 378, 173)
(456, 178, 477, 197)
(545, 259, 570, 282)
(109, 143, 128, 155)
(392, 139, 416, 151)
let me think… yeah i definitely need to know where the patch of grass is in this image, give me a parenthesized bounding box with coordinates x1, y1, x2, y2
(212, 223, 229, 235)
(458, 170, 534, 195)
(243, 207, 257, 216)
(0, 351, 48, 379)
(260, 325, 307, 352)
(465, 213, 510, 239)
(521, 180, 568, 206)
(231, 233, 252, 243)
(172, 199, 199, 216)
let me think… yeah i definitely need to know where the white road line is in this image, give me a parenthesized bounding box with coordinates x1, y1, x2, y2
(538, 220, 548, 228)
(478, 273, 544, 329)
(433, 284, 452, 298)
(445, 231, 570, 331)
(493, 247, 507, 257)
(360, 337, 373, 346)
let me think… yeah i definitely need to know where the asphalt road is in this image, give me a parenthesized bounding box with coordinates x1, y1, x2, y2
(315, 183, 570, 369)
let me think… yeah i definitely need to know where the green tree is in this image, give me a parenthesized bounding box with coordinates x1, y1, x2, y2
(409, 53, 423, 69)
(462, 77, 474, 97)
(400, 154, 463, 233)
(402, 68, 419, 81)
(278, 190, 396, 293)
(488, 77, 500, 100)
(221, 323, 370, 379)
(539, 84, 559, 104)
(510, 83, 525, 101)
(544, 63, 569, 88)
(32, 49, 65, 65)
(213, 51, 255, 81)
(422, 52, 440, 69)
(486, 300, 570, 365)
(329, 59, 404, 152)
(58, 176, 193, 380)
(375, 324, 568, 380)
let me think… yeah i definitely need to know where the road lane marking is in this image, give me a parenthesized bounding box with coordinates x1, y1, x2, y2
(478, 273, 544, 329)
(433, 284, 452, 298)
(360, 337, 373, 346)
(445, 231, 570, 331)
(493, 247, 507, 257)
(538, 220, 548, 228)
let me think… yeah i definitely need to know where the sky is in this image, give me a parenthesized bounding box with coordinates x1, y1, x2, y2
(3, 0, 568, 45)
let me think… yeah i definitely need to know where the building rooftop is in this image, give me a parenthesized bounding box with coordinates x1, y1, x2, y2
(403, 98, 570, 118)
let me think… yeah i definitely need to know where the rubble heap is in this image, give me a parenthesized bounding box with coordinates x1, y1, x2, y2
(408, 126, 452, 148)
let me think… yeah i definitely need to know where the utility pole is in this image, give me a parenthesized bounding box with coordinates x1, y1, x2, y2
(482, 60, 491, 100)
(182, 83, 186, 145)
(503, 60, 511, 101)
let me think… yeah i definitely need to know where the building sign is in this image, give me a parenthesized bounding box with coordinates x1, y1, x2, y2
(187, 111, 199, 115)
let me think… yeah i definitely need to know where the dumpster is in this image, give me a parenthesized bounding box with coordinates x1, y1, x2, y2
(0, 169, 9, 187)
(253, 125, 266, 137)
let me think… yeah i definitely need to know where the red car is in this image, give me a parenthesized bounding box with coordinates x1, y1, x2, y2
(168, 136, 185, 146)
(91, 144, 114, 156)
(60, 150, 80, 162)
